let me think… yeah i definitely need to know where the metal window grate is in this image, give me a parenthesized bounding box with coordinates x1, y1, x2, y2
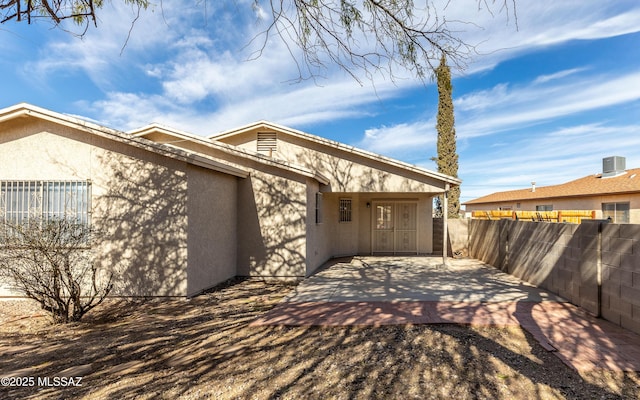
(0, 180, 91, 225)
(339, 198, 352, 222)
(257, 132, 277, 156)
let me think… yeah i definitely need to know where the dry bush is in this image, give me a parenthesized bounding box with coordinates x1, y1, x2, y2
(0, 218, 113, 323)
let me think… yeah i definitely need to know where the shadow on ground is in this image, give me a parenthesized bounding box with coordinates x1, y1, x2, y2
(1, 279, 639, 399)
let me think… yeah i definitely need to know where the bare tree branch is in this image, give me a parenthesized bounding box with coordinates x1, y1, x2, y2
(1, 0, 517, 80)
(0, 0, 148, 34)
(249, 0, 516, 81)
(0, 218, 115, 323)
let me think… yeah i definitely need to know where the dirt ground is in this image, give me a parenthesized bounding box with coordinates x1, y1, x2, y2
(1, 279, 639, 400)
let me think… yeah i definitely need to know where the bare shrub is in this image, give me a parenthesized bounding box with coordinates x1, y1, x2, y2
(0, 218, 114, 323)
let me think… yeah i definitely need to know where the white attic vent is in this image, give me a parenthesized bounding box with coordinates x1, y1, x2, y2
(257, 132, 277, 156)
(602, 156, 626, 178)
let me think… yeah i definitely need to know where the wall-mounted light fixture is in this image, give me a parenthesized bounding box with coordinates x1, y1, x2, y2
(366, 202, 371, 208)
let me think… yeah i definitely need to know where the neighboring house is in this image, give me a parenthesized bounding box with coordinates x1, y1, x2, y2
(0, 103, 460, 297)
(464, 156, 640, 223)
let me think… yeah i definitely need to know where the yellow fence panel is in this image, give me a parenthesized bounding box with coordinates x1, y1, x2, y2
(558, 210, 597, 224)
(516, 211, 558, 222)
(471, 210, 513, 220)
(471, 210, 596, 223)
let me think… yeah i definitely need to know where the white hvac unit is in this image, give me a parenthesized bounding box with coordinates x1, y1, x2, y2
(602, 156, 626, 178)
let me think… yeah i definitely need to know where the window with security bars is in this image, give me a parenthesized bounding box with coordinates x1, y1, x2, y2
(257, 132, 277, 156)
(0, 181, 91, 225)
(339, 198, 352, 222)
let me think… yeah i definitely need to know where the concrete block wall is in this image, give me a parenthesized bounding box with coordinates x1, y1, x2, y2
(468, 219, 503, 269)
(467, 219, 640, 335)
(577, 222, 600, 315)
(601, 224, 640, 334)
(433, 218, 469, 257)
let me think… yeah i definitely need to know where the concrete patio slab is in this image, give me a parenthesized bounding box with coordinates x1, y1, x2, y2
(253, 256, 640, 372)
(283, 256, 566, 303)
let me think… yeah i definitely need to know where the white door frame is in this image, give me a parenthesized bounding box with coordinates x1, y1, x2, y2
(371, 201, 419, 255)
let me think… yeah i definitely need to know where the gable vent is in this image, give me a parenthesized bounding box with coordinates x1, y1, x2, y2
(257, 132, 277, 156)
(602, 156, 626, 178)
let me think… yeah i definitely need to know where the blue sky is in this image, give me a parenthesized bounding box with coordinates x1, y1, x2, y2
(1, 1, 640, 205)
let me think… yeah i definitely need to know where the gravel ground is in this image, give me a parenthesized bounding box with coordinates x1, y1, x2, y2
(1, 279, 639, 399)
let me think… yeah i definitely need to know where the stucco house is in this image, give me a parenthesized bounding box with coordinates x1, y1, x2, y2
(0, 103, 460, 297)
(464, 156, 640, 223)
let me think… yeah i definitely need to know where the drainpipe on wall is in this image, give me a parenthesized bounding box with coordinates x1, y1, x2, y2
(442, 184, 450, 268)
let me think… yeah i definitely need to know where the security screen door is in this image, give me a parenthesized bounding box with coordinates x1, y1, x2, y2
(372, 202, 418, 254)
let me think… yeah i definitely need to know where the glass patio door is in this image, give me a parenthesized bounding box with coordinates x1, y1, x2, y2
(372, 202, 417, 254)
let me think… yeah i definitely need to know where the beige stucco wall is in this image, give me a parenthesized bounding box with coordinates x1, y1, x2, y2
(90, 143, 189, 297)
(219, 130, 448, 193)
(186, 164, 238, 296)
(140, 127, 446, 277)
(467, 193, 640, 223)
(216, 129, 441, 261)
(141, 131, 316, 278)
(0, 118, 238, 297)
(324, 193, 361, 257)
(305, 179, 333, 276)
(320, 192, 434, 257)
(359, 193, 434, 255)
(236, 169, 309, 277)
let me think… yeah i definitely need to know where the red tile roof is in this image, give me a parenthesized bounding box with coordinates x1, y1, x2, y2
(464, 168, 640, 205)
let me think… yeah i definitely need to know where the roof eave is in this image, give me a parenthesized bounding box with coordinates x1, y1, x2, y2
(211, 120, 461, 187)
(0, 103, 250, 178)
(132, 122, 329, 185)
(464, 189, 640, 205)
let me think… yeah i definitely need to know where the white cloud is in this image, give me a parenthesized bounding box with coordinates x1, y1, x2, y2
(533, 68, 587, 85)
(459, 123, 640, 201)
(7, 0, 640, 208)
(15, 0, 640, 137)
(454, 70, 640, 139)
(92, 75, 405, 135)
(440, 2, 640, 75)
(23, 1, 261, 90)
(87, 92, 180, 130)
(21, 3, 176, 89)
(359, 120, 437, 157)
(159, 43, 301, 104)
(357, 68, 640, 168)
(455, 84, 510, 112)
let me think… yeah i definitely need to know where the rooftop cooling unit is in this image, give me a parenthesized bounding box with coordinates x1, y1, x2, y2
(602, 156, 626, 178)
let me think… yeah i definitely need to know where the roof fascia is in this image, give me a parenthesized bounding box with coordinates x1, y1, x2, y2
(132, 123, 330, 185)
(211, 120, 461, 187)
(0, 103, 249, 178)
(464, 190, 640, 205)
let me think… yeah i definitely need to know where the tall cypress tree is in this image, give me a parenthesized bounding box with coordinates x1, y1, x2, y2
(435, 54, 460, 218)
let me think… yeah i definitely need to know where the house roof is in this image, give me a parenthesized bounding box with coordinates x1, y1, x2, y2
(130, 123, 330, 185)
(3, 103, 456, 189)
(211, 120, 462, 187)
(0, 103, 249, 178)
(464, 168, 640, 205)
